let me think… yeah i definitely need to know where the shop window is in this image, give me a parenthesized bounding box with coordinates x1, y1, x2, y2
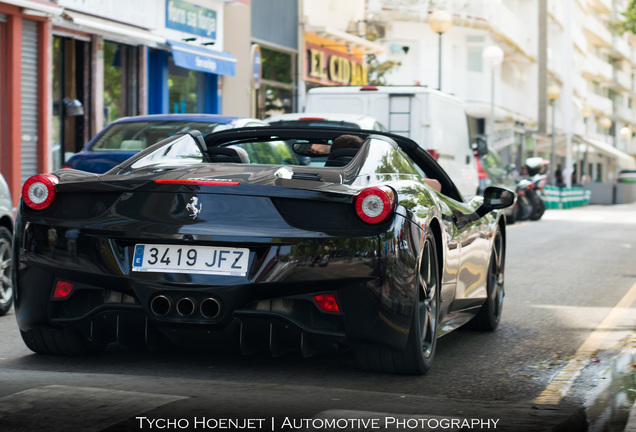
(168, 56, 198, 113)
(104, 41, 139, 124)
(52, 36, 89, 169)
(257, 47, 294, 119)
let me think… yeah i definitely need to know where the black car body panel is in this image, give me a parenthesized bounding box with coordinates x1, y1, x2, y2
(14, 127, 513, 373)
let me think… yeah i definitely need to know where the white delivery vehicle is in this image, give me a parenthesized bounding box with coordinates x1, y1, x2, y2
(305, 86, 480, 199)
(265, 113, 387, 131)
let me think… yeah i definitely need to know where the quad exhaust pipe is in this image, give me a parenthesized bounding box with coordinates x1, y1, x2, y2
(150, 295, 221, 319)
(176, 297, 196, 317)
(200, 297, 221, 319)
(150, 295, 171, 316)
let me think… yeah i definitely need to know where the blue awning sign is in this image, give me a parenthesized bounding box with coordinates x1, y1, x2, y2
(168, 40, 236, 77)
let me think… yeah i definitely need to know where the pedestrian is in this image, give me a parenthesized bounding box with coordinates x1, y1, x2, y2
(555, 164, 564, 187)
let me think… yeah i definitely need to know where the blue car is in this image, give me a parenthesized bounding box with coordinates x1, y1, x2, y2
(64, 114, 268, 173)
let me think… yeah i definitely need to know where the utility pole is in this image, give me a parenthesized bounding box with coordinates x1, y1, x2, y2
(538, 0, 548, 134)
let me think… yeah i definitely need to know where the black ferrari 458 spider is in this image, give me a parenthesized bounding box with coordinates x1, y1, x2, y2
(14, 127, 514, 375)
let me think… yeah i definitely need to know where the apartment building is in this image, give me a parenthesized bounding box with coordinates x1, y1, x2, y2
(366, 0, 636, 186)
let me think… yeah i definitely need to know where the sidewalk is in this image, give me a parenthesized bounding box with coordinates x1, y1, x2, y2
(626, 402, 636, 432)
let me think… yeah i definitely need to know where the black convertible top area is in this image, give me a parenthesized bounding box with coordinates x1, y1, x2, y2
(201, 127, 464, 201)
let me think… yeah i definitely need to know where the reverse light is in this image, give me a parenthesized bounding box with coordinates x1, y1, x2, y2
(53, 280, 75, 299)
(22, 174, 59, 210)
(154, 179, 239, 186)
(354, 186, 396, 224)
(313, 293, 340, 313)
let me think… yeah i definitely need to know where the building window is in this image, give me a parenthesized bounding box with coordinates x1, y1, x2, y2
(466, 36, 484, 73)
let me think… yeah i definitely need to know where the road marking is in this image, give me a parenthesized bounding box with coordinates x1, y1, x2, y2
(533, 280, 636, 405)
(0, 385, 187, 431)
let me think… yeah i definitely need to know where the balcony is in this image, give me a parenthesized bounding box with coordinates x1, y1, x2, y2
(573, 29, 588, 54)
(573, 74, 587, 98)
(617, 105, 634, 123)
(585, 92, 613, 116)
(547, 0, 564, 28)
(588, 0, 612, 14)
(581, 54, 613, 82)
(461, 70, 536, 124)
(611, 70, 632, 92)
(609, 35, 632, 61)
(582, 14, 612, 48)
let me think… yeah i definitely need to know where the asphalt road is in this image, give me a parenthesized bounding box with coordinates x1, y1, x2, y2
(1, 203, 635, 432)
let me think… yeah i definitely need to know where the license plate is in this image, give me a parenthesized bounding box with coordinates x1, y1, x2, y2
(132, 244, 249, 276)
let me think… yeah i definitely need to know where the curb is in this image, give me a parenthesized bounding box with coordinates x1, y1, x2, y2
(625, 400, 636, 432)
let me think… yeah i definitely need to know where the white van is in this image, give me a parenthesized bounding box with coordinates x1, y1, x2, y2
(265, 113, 387, 131)
(305, 86, 479, 199)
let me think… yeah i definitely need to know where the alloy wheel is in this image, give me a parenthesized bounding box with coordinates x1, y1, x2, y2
(418, 240, 438, 359)
(0, 236, 12, 306)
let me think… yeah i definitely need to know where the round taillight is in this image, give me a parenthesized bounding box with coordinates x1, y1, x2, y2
(22, 174, 58, 210)
(354, 186, 396, 224)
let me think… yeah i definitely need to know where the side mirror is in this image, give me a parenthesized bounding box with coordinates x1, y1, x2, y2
(452, 187, 515, 229)
(476, 186, 515, 217)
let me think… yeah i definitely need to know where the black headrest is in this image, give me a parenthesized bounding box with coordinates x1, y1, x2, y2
(325, 148, 359, 167)
(207, 147, 243, 163)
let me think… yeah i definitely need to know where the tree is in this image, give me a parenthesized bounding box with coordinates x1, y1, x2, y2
(365, 29, 401, 85)
(616, 0, 636, 34)
(366, 53, 402, 85)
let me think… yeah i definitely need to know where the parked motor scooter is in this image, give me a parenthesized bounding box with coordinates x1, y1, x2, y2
(514, 158, 548, 221)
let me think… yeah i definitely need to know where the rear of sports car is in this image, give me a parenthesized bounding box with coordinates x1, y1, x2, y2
(13, 166, 422, 358)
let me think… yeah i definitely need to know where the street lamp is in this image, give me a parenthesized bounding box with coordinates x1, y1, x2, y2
(482, 45, 504, 149)
(547, 84, 561, 184)
(429, 10, 452, 92)
(600, 116, 612, 144)
(620, 126, 631, 153)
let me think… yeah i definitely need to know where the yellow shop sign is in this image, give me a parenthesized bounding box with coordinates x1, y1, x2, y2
(304, 33, 367, 86)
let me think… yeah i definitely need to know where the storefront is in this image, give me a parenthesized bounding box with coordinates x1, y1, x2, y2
(303, 32, 369, 89)
(52, 1, 164, 170)
(297, 27, 383, 112)
(0, 1, 61, 206)
(250, 0, 298, 119)
(148, 0, 236, 115)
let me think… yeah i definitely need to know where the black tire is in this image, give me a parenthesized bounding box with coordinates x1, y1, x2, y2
(355, 232, 440, 375)
(505, 208, 516, 225)
(20, 327, 106, 356)
(516, 196, 533, 220)
(530, 197, 545, 221)
(0, 226, 13, 317)
(472, 226, 505, 331)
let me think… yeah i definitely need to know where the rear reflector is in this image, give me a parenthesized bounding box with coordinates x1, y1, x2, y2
(154, 179, 239, 186)
(53, 280, 75, 299)
(313, 293, 340, 313)
(354, 186, 396, 224)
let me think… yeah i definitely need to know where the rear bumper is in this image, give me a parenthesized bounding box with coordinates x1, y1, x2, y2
(14, 212, 422, 352)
